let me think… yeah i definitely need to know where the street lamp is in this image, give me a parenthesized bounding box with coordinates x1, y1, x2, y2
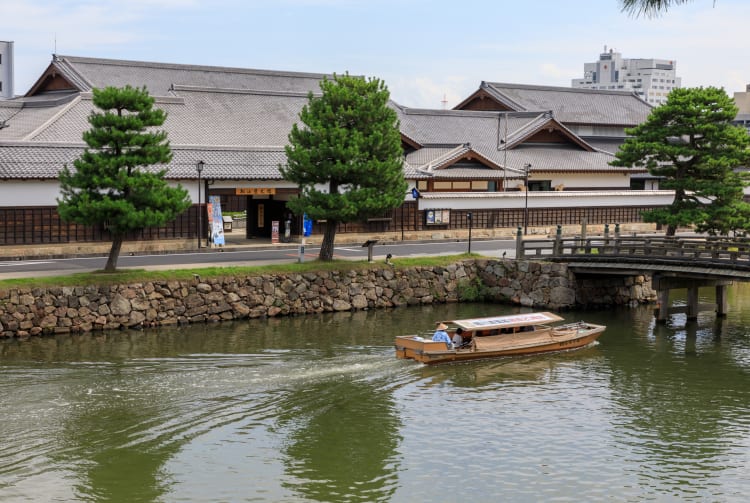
(196, 160, 204, 249)
(467, 212, 473, 254)
(523, 163, 531, 235)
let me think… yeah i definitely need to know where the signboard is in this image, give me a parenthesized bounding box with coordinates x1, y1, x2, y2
(271, 220, 280, 244)
(425, 209, 450, 225)
(208, 195, 225, 246)
(236, 187, 276, 195)
(257, 204, 265, 228)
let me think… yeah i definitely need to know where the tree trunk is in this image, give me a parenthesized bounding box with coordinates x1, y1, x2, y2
(666, 224, 677, 236)
(104, 234, 124, 272)
(318, 220, 338, 261)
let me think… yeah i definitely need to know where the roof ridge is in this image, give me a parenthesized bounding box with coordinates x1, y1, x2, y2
(486, 81, 640, 97)
(171, 84, 318, 98)
(56, 55, 330, 80)
(402, 107, 540, 119)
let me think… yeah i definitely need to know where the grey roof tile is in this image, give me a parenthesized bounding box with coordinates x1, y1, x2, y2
(52, 55, 327, 96)
(480, 82, 652, 126)
(0, 143, 287, 180)
(1, 55, 635, 184)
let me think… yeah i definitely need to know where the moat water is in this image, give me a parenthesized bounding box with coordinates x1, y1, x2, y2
(1, 286, 749, 502)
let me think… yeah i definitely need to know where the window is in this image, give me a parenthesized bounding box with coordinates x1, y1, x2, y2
(630, 179, 646, 190)
(528, 180, 551, 191)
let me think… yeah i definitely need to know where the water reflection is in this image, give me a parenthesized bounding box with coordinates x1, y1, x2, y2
(56, 374, 179, 502)
(275, 375, 400, 502)
(599, 304, 750, 499)
(2, 296, 750, 501)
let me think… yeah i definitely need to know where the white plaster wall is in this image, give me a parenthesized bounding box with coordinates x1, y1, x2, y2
(418, 190, 675, 210)
(532, 172, 630, 189)
(0, 180, 198, 206)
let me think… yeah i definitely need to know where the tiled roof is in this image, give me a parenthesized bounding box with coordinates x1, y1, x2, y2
(475, 82, 652, 126)
(396, 106, 618, 176)
(50, 55, 327, 96)
(0, 55, 632, 183)
(0, 142, 287, 180)
(27, 88, 307, 147)
(0, 98, 77, 141)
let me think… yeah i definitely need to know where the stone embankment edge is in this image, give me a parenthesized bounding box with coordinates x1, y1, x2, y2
(0, 259, 655, 338)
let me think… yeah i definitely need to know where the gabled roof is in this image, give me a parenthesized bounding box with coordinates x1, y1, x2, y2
(1, 54, 630, 183)
(455, 82, 652, 127)
(405, 143, 508, 180)
(27, 55, 328, 97)
(396, 106, 615, 177)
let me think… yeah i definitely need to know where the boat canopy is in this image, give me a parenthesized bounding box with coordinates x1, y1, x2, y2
(448, 312, 565, 331)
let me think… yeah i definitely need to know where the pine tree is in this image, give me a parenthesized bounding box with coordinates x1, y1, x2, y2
(58, 86, 191, 271)
(281, 74, 407, 261)
(611, 86, 750, 236)
(620, 0, 695, 17)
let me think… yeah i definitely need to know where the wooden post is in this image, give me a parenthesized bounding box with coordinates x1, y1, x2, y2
(515, 226, 523, 258)
(716, 284, 729, 317)
(554, 224, 562, 256)
(686, 287, 699, 321)
(656, 289, 670, 323)
(580, 219, 587, 240)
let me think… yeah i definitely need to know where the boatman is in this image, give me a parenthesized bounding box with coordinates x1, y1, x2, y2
(432, 323, 453, 349)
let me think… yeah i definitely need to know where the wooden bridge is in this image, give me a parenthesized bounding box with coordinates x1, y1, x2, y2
(515, 227, 750, 322)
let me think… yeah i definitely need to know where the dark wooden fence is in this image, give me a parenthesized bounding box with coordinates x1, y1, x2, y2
(0, 205, 204, 246)
(1, 203, 656, 246)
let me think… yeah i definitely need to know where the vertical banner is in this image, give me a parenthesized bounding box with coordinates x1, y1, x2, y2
(271, 220, 280, 244)
(257, 204, 265, 228)
(209, 195, 225, 246)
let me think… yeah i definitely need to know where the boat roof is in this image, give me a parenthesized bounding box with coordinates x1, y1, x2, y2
(448, 312, 564, 331)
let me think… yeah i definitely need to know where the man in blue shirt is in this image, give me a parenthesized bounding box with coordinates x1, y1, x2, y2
(432, 322, 453, 349)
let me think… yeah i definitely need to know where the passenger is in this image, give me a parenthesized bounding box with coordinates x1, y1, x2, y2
(432, 322, 453, 349)
(452, 327, 465, 349)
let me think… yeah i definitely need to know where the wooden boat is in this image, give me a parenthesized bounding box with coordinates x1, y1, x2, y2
(394, 312, 605, 365)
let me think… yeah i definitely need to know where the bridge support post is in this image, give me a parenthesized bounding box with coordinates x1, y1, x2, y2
(686, 287, 699, 320)
(656, 289, 670, 323)
(716, 284, 728, 317)
(554, 225, 562, 255)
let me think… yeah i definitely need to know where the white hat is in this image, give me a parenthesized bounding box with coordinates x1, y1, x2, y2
(437, 323, 448, 330)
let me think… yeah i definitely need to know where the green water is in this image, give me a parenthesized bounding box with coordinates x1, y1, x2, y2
(1, 286, 749, 502)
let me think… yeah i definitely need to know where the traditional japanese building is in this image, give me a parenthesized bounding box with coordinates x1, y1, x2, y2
(0, 55, 670, 248)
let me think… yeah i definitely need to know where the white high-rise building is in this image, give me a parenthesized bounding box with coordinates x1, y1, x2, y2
(572, 46, 680, 106)
(0, 41, 14, 99)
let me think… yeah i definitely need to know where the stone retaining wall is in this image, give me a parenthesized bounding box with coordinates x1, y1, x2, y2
(0, 259, 654, 338)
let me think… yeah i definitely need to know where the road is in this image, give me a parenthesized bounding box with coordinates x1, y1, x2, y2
(0, 239, 517, 280)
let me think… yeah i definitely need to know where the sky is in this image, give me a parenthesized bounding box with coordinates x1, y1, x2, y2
(1, 0, 748, 108)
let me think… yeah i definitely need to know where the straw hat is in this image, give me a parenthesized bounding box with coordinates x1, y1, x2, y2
(436, 323, 448, 330)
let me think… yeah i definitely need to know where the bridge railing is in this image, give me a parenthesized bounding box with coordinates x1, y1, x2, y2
(519, 233, 750, 266)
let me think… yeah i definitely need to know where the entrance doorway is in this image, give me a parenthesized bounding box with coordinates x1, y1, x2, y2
(246, 198, 290, 238)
